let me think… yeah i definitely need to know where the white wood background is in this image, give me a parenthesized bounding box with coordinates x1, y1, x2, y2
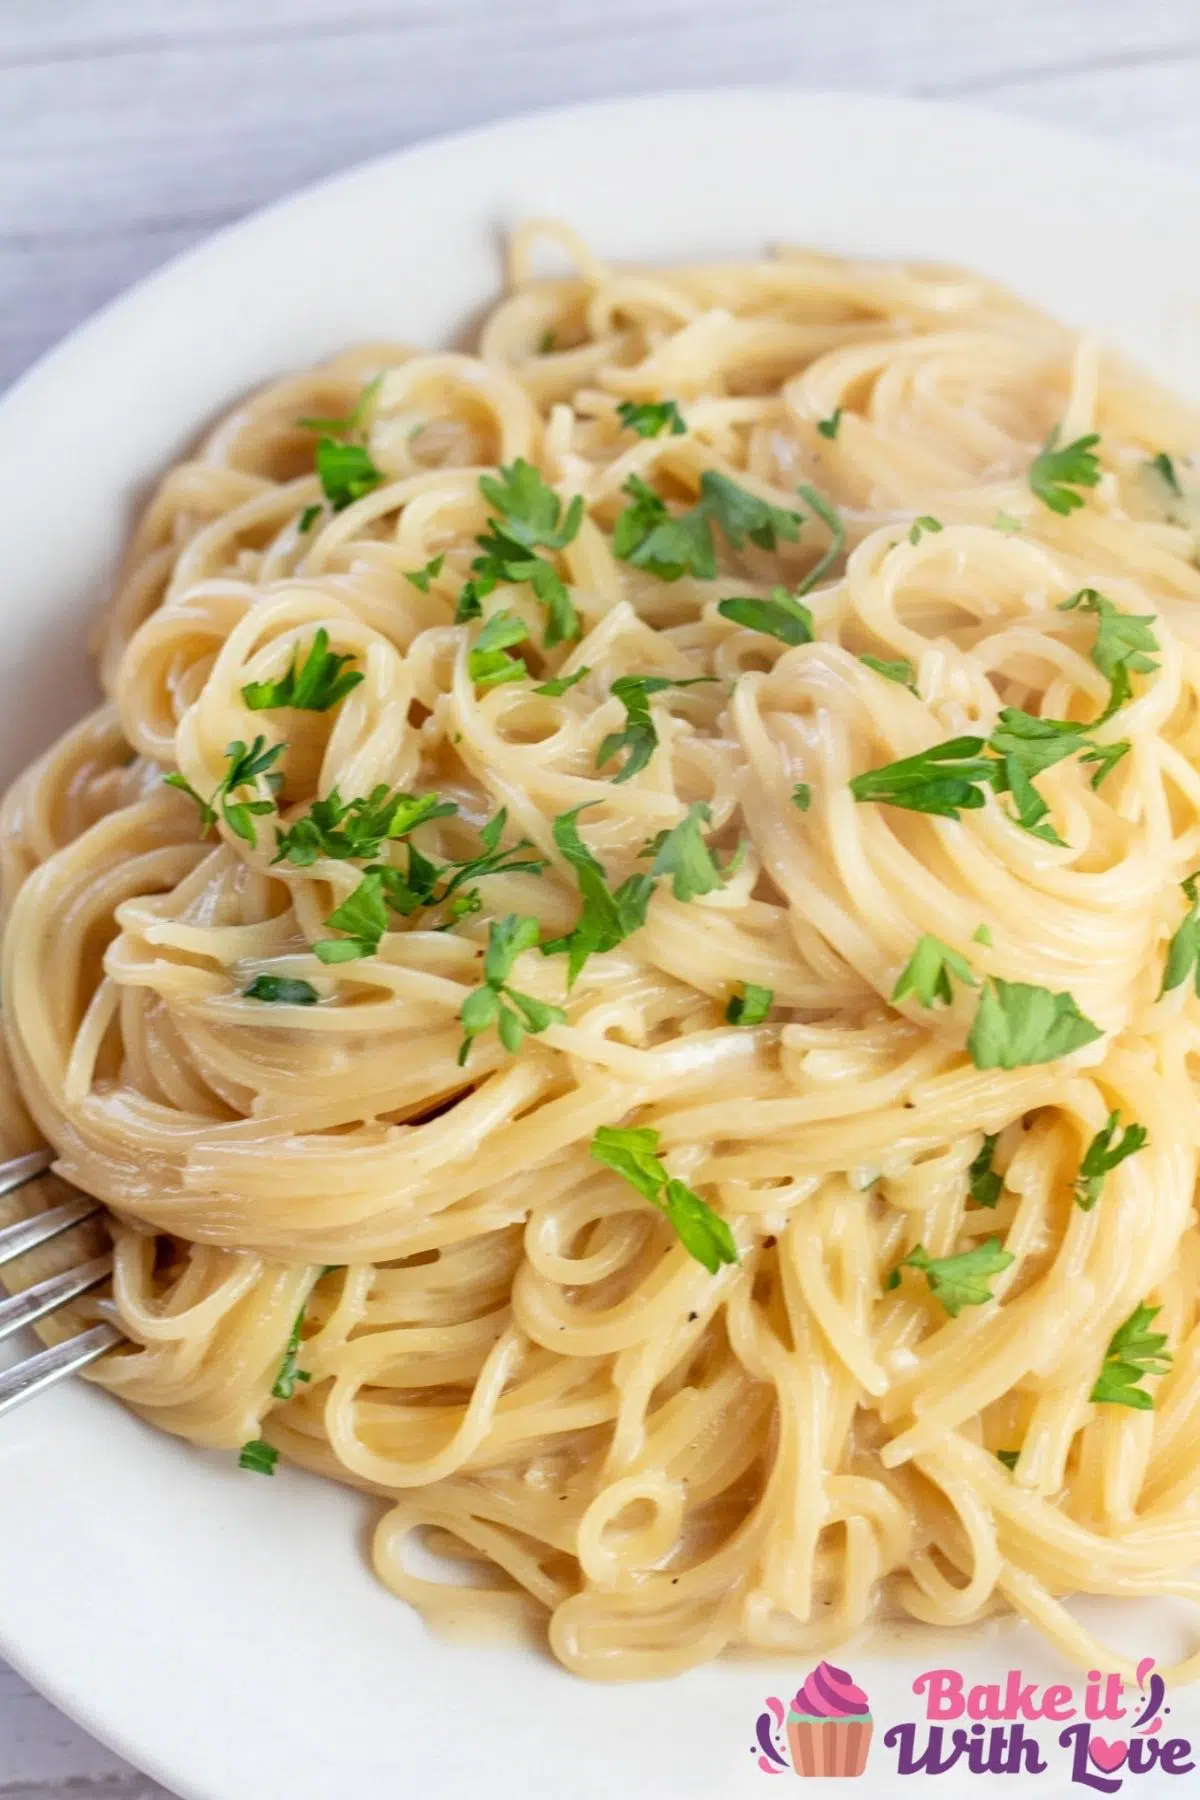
(2, 0, 1200, 1790)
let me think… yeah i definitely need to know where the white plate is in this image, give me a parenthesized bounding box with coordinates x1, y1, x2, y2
(4, 89, 1200, 1800)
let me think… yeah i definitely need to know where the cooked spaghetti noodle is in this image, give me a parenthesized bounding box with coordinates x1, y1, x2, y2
(4, 222, 1200, 1682)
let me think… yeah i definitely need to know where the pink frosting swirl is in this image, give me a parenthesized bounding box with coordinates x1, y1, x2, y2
(789, 1662, 870, 1719)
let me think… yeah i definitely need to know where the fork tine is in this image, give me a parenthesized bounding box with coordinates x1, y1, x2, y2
(0, 1194, 104, 1267)
(0, 1252, 113, 1344)
(0, 1148, 55, 1196)
(0, 1322, 122, 1417)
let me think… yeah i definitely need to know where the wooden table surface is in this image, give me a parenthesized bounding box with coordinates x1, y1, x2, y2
(2, 0, 1200, 1790)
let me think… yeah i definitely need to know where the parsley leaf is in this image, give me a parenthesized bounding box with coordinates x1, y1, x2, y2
(886, 1235, 1013, 1317)
(1090, 1302, 1171, 1409)
(791, 783, 812, 811)
(699, 470, 803, 553)
(1029, 429, 1102, 515)
(1059, 587, 1159, 721)
(892, 935, 978, 1009)
(717, 586, 813, 646)
(968, 1134, 1003, 1208)
(645, 801, 736, 900)
(590, 1124, 738, 1274)
(238, 1439, 279, 1475)
(596, 673, 715, 783)
(993, 510, 1021, 534)
(243, 975, 319, 1005)
(298, 503, 322, 534)
(616, 399, 686, 438)
(297, 375, 382, 438)
(458, 462, 584, 646)
(479, 461, 584, 553)
(534, 665, 590, 696)
(1149, 451, 1182, 497)
(274, 788, 456, 867)
(315, 439, 384, 512)
(816, 408, 843, 440)
(457, 914, 564, 1064)
(909, 515, 943, 544)
(468, 610, 530, 689)
(540, 806, 656, 985)
(314, 869, 391, 962)
(725, 983, 773, 1025)
(1074, 1110, 1148, 1210)
(405, 553, 445, 593)
(164, 736, 285, 849)
(612, 474, 717, 581)
(973, 924, 992, 946)
(242, 629, 363, 714)
(1160, 872, 1200, 996)
(861, 654, 917, 691)
(996, 1449, 1020, 1470)
(849, 736, 993, 819)
(967, 979, 1102, 1070)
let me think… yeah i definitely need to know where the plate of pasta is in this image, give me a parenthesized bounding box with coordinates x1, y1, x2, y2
(4, 86, 1200, 1800)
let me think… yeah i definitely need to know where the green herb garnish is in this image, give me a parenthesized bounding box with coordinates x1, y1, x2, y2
(405, 553, 445, 593)
(457, 460, 584, 646)
(468, 610, 531, 689)
(644, 801, 738, 901)
(596, 673, 715, 783)
(242, 629, 363, 713)
(791, 783, 812, 811)
(1090, 1302, 1171, 1409)
(297, 375, 382, 438)
(1074, 1110, 1148, 1210)
(996, 1449, 1020, 1470)
(314, 439, 384, 512)
(534, 666, 590, 696)
(1160, 872, 1200, 996)
(861, 655, 917, 691)
(298, 504, 322, 534)
(892, 935, 978, 1009)
(616, 399, 686, 438)
(886, 1236, 1013, 1317)
(238, 1439, 279, 1475)
(816, 408, 843, 440)
(274, 788, 456, 867)
(909, 515, 943, 544)
(725, 983, 773, 1025)
(1149, 451, 1182, 497)
(590, 1123, 738, 1274)
(457, 914, 565, 1064)
(967, 979, 1102, 1070)
(718, 587, 813, 646)
(968, 1134, 1003, 1209)
(1059, 587, 1159, 721)
(164, 736, 285, 849)
(243, 975, 319, 1005)
(540, 806, 656, 985)
(1029, 429, 1102, 515)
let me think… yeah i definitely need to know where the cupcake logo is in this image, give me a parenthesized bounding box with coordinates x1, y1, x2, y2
(755, 1662, 874, 1777)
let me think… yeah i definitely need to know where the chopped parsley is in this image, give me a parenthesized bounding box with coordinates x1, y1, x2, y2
(816, 408, 843, 440)
(298, 504, 322, 534)
(886, 1235, 1013, 1317)
(725, 983, 773, 1025)
(849, 709, 1128, 839)
(996, 1449, 1020, 1470)
(297, 376, 382, 438)
(972, 924, 993, 946)
(274, 788, 456, 867)
(314, 439, 384, 512)
(540, 806, 655, 985)
(993, 510, 1022, 534)
(718, 586, 813, 646)
(405, 553, 445, 593)
(1059, 587, 1159, 721)
(590, 1123, 737, 1274)
(616, 399, 686, 438)
(1074, 1110, 1148, 1210)
(272, 1294, 317, 1399)
(791, 783, 812, 811)
(1029, 429, 1102, 515)
(891, 935, 978, 1009)
(538, 329, 555, 353)
(242, 629, 363, 714)
(314, 870, 391, 963)
(613, 469, 804, 582)
(1149, 451, 1182, 497)
(968, 1134, 1003, 1208)
(534, 665, 590, 696)
(908, 515, 943, 545)
(1160, 872, 1200, 996)
(1090, 1302, 1171, 1409)
(967, 979, 1102, 1070)
(861, 655, 917, 691)
(596, 674, 715, 783)
(457, 914, 565, 1064)
(644, 801, 739, 901)
(243, 975, 319, 1005)
(238, 1439, 279, 1475)
(468, 610, 531, 689)
(164, 736, 284, 849)
(457, 460, 584, 646)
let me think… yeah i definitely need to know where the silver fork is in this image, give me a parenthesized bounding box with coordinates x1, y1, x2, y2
(0, 1148, 120, 1416)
